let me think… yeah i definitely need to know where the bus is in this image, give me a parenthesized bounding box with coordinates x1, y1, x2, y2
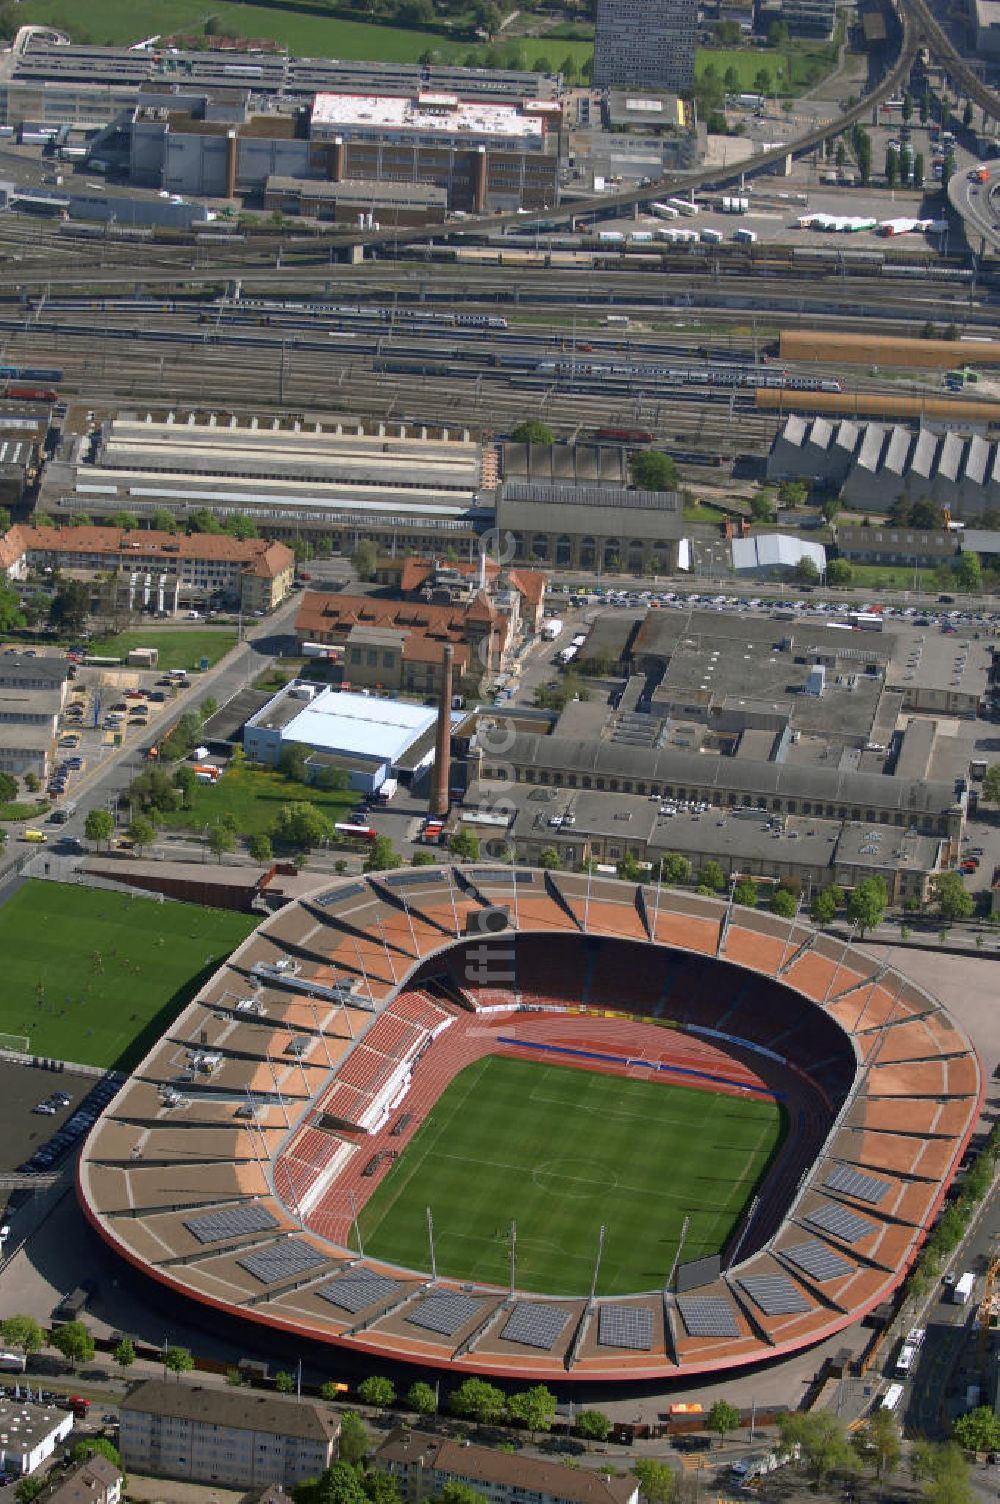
(881, 1383, 904, 1411)
(895, 1341, 918, 1375)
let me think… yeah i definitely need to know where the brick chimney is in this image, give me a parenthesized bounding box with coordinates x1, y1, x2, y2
(430, 643, 454, 818)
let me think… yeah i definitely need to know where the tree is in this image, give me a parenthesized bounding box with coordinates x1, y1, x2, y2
(406, 1380, 438, 1416)
(315, 766, 349, 792)
(753, 68, 772, 95)
(71, 1438, 122, 1470)
(272, 802, 334, 850)
(352, 539, 379, 581)
(449, 828, 480, 861)
(700, 860, 726, 892)
(708, 1400, 741, 1445)
(163, 1345, 195, 1379)
(777, 1411, 858, 1485)
(733, 879, 759, 907)
(902, 89, 913, 122)
(911, 498, 944, 528)
(631, 451, 679, 492)
(358, 1375, 396, 1409)
(826, 558, 852, 586)
(983, 763, 1000, 806)
(172, 764, 197, 808)
(110, 511, 139, 530)
(953, 1406, 1000, 1454)
(0, 505, 9, 532)
(411, 849, 435, 867)
(15, 1480, 43, 1504)
(933, 871, 974, 922)
(846, 876, 887, 937)
(617, 851, 642, 882)
(474, 0, 502, 35)
(318, 1461, 369, 1504)
(362, 1473, 401, 1504)
(0, 770, 15, 805)
(855, 1409, 901, 1482)
(0, 579, 25, 634)
(913, 1441, 974, 1504)
(538, 846, 561, 870)
(855, 127, 872, 184)
(199, 697, 218, 720)
(632, 1460, 675, 1504)
(510, 419, 553, 445)
(957, 551, 981, 592)
(434, 1487, 485, 1504)
(777, 479, 809, 509)
(225, 513, 258, 540)
(576, 1410, 611, 1443)
(794, 556, 820, 585)
(1, 1315, 45, 1358)
(659, 852, 692, 886)
(810, 884, 842, 924)
(750, 489, 776, 523)
(724, 65, 740, 93)
(127, 815, 156, 855)
(279, 741, 312, 783)
(767, 18, 789, 44)
(249, 832, 273, 863)
(365, 834, 402, 871)
(275, 1371, 295, 1393)
(112, 1335, 136, 1370)
(771, 887, 797, 918)
(885, 144, 899, 188)
(920, 88, 930, 125)
(208, 823, 237, 862)
(835, 139, 847, 168)
(338, 1411, 370, 1465)
(449, 1377, 508, 1424)
(49, 579, 90, 635)
(186, 508, 224, 535)
(913, 150, 925, 187)
(507, 1384, 557, 1438)
(942, 152, 956, 188)
(51, 1320, 95, 1370)
(963, 98, 974, 129)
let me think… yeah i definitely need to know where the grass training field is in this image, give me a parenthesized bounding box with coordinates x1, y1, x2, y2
(157, 764, 354, 838)
(89, 628, 238, 672)
(360, 1055, 785, 1296)
(19, 0, 593, 70)
(696, 43, 837, 93)
(0, 882, 256, 1069)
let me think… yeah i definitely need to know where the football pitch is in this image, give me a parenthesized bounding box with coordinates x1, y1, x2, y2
(359, 1055, 785, 1296)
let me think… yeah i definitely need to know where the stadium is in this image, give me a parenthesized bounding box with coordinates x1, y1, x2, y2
(78, 867, 981, 1384)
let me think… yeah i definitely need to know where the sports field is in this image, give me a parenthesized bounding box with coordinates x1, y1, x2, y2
(0, 882, 256, 1069)
(359, 1055, 785, 1296)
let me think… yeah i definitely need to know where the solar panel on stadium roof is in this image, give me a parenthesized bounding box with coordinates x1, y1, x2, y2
(825, 1166, 891, 1205)
(317, 1269, 400, 1314)
(676, 1295, 740, 1338)
(502, 1303, 571, 1351)
(314, 883, 367, 906)
(184, 1205, 278, 1244)
(380, 870, 446, 888)
(739, 1273, 812, 1316)
(806, 1202, 875, 1245)
(783, 1241, 853, 1283)
(406, 1292, 484, 1336)
(598, 1305, 654, 1351)
(237, 1239, 327, 1284)
(468, 868, 535, 885)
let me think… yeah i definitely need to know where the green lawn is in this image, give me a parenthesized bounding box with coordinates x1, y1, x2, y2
(157, 764, 354, 838)
(839, 563, 937, 592)
(359, 1055, 785, 1296)
(0, 882, 256, 1069)
(18, 0, 592, 69)
(683, 499, 730, 525)
(696, 43, 836, 95)
(89, 628, 238, 672)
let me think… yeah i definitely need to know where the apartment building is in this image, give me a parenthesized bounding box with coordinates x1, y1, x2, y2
(119, 1382, 339, 1490)
(377, 1430, 638, 1504)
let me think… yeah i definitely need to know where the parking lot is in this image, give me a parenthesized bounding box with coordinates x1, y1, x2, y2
(0, 1059, 115, 1181)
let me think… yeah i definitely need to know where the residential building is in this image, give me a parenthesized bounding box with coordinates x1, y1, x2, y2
(343, 626, 472, 697)
(34, 1455, 122, 1504)
(0, 525, 294, 614)
(295, 592, 514, 679)
(592, 0, 697, 93)
(386, 557, 547, 636)
(0, 654, 69, 779)
(118, 1381, 339, 1490)
(0, 1398, 74, 1476)
(378, 1429, 638, 1504)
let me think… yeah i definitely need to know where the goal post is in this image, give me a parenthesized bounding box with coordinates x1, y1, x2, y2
(0, 1033, 30, 1056)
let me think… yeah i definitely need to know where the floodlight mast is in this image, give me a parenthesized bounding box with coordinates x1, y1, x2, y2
(427, 1205, 437, 1280)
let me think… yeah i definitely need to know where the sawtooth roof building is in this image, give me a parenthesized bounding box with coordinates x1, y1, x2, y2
(767, 415, 1000, 515)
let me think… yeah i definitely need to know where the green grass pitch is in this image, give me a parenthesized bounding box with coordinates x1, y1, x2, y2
(359, 1055, 785, 1296)
(0, 882, 256, 1070)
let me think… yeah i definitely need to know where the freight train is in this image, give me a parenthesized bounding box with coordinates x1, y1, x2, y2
(0, 365, 63, 382)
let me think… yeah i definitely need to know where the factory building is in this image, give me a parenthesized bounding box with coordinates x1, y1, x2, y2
(123, 86, 559, 212)
(730, 533, 827, 578)
(767, 415, 1000, 516)
(592, 0, 697, 93)
(244, 685, 445, 793)
(495, 480, 684, 573)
